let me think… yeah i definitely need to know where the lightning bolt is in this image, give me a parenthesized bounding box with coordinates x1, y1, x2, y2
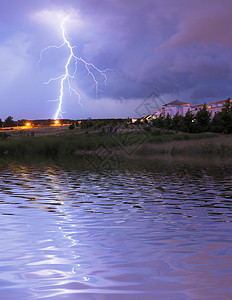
(39, 17, 108, 120)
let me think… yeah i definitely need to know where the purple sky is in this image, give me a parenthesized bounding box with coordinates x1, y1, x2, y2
(1, 0, 232, 120)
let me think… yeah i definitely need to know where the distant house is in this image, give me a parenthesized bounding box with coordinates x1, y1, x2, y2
(148, 98, 231, 121)
(163, 100, 190, 117)
(152, 110, 162, 119)
(210, 99, 232, 117)
(191, 104, 211, 116)
(190, 99, 232, 118)
(141, 115, 152, 123)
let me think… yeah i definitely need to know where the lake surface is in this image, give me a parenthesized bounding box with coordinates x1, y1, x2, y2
(0, 160, 232, 299)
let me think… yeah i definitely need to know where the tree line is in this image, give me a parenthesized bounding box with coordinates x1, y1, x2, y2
(150, 99, 232, 134)
(1, 99, 232, 134)
(0, 116, 16, 128)
(0, 117, 72, 128)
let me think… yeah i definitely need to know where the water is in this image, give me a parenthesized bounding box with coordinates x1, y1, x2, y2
(0, 162, 232, 299)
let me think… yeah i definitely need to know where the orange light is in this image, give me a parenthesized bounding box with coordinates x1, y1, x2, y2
(26, 122, 31, 127)
(55, 120, 59, 125)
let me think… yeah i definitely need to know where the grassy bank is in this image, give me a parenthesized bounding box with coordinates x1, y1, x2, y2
(133, 136, 232, 157)
(0, 130, 230, 159)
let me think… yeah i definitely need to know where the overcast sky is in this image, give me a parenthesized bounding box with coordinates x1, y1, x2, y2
(1, 0, 232, 120)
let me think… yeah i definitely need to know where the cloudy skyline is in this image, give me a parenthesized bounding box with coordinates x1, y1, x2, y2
(1, 0, 232, 120)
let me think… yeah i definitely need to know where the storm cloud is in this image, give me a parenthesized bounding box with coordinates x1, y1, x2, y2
(1, 0, 232, 119)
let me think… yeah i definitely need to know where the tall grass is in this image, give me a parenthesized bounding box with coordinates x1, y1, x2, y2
(133, 137, 232, 157)
(0, 131, 230, 158)
(0, 133, 118, 157)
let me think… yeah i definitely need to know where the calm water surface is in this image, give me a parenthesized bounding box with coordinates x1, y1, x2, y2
(0, 161, 232, 300)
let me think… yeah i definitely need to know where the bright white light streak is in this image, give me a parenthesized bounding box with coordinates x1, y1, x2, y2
(39, 17, 108, 119)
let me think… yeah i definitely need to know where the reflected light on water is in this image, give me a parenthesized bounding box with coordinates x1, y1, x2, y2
(0, 163, 232, 299)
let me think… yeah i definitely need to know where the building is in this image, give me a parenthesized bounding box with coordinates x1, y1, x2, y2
(191, 104, 211, 116)
(163, 100, 191, 117)
(152, 110, 162, 119)
(149, 98, 231, 121)
(210, 99, 232, 117)
(141, 115, 153, 123)
(190, 99, 231, 118)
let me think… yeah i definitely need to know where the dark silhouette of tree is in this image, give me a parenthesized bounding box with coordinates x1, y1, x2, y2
(4, 116, 15, 127)
(220, 98, 232, 134)
(153, 115, 164, 128)
(195, 103, 211, 132)
(0, 119, 3, 127)
(80, 121, 87, 129)
(45, 119, 52, 126)
(210, 98, 232, 134)
(164, 113, 172, 130)
(183, 110, 194, 133)
(17, 119, 27, 126)
(172, 112, 184, 131)
(69, 123, 75, 130)
(211, 112, 224, 133)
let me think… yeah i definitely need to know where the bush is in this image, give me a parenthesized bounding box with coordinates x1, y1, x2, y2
(152, 130, 161, 136)
(143, 126, 151, 132)
(69, 123, 75, 130)
(0, 133, 8, 139)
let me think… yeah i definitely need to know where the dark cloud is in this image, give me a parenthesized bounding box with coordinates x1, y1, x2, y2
(1, 0, 232, 119)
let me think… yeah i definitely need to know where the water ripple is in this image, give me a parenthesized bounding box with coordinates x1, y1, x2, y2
(0, 163, 232, 299)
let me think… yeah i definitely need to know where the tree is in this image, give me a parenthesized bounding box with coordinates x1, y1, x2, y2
(164, 113, 172, 130)
(69, 123, 75, 130)
(80, 121, 87, 129)
(17, 119, 27, 126)
(0, 119, 3, 127)
(211, 112, 224, 133)
(220, 98, 232, 134)
(45, 119, 52, 127)
(172, 112, 184, 131)
(134, 119, 141, 126)
(195, 103, 211, 132)
(183, 110, 194, 133)
(153, 115, 164, 128)
(4, 116, 15, 127)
